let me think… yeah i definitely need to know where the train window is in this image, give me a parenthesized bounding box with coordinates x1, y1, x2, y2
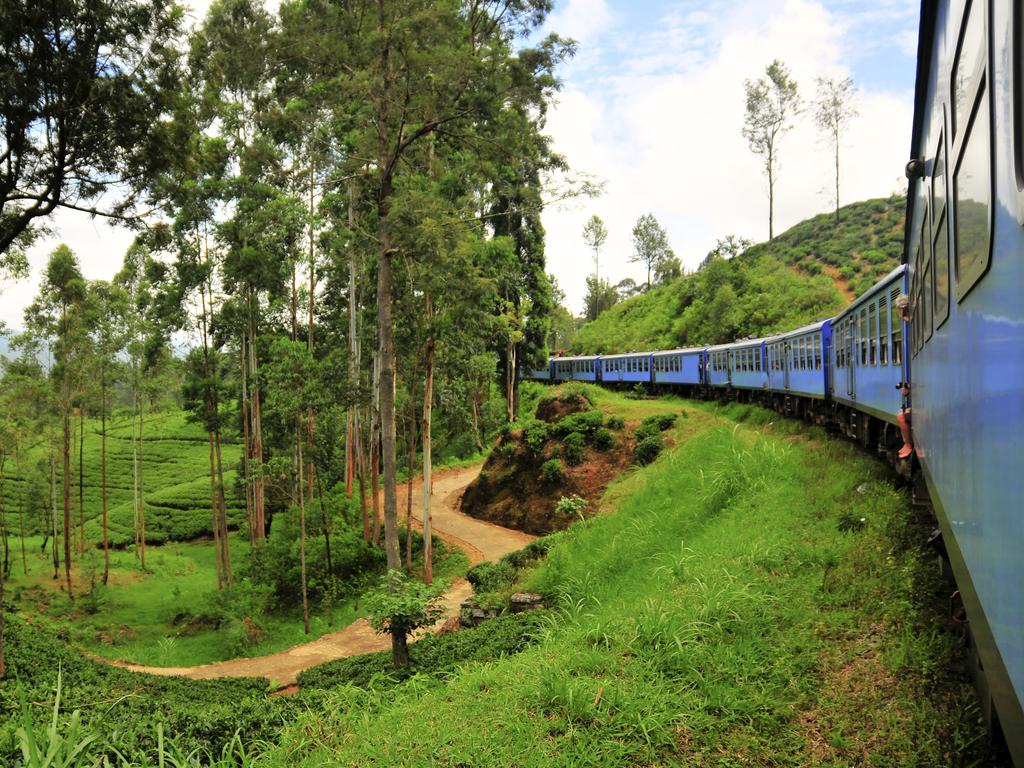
(954, 87, 992, 298)
(922, 210, 935, 343)
(879, 293, 888, 365)
(859, 309, 868, 365)
(892, 290, 901, 370)
(934, 209, 950, 327)
(868, 304, 877, 365)
(814, 336, 822, 369)
(953, 0, 985, 141)
(933, 133, 947, 225)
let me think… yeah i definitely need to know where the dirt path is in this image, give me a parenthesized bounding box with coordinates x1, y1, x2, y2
(108, 463, 534, 688)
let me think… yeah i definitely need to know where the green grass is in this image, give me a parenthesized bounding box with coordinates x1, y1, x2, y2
(257, 400, 992, 766)
(5, 529, 467, 667)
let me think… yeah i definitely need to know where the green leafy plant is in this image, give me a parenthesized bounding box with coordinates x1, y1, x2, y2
(555, 494, 587, 519)
(540, 458, 565, 484)
(633, 434, 664, 466)
(606, 415, 625, 430)
(562, 432, 585, 466)
(364, 570, 447, 666)
(522, 420, 551, 454)
(591, 427, 615, 451)
(15, 670, 98, 768)
(467, 561, 517, 594)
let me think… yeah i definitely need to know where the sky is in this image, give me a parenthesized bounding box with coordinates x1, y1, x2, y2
(1, 0, 920, 327)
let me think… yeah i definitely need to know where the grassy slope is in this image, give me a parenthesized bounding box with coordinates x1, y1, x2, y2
(262, 386, 991, 766)
(573, 196, 904, 354)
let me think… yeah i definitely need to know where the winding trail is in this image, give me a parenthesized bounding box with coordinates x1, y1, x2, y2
(109, 463, 535, 688)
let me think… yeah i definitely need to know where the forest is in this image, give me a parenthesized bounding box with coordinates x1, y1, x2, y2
(0, 0, 577, 678)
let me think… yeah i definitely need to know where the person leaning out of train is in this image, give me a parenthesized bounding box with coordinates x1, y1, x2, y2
(897, 382, 913, 459)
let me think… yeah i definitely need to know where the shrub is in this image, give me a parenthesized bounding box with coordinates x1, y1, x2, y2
(540, 458, 565, 484)
(562, 432, 585, 466)
(606, 415, 625, 430)
(553, 410, 604, 438)
(634, 422, 660, 442)
(467, 561, 517, 594)
(500, 536, 553, 569)
(555, 494, 587, 518)
(297, 612, 548, 690)
(591, 427, 615, 451)
(629, 382, 646, 399)
(364, 570, 447, 652)
(522, 420, 551, 453)
(558, 383, 594, 405)
(634, 434, 664, 466)
(641, 413, 677, 432)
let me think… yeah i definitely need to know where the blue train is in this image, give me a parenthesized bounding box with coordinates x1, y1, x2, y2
(528, 2, 1023, 757)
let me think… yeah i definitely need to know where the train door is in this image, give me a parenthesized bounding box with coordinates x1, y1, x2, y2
(783, 342, 791, 390)
(846, 319, 856, 399)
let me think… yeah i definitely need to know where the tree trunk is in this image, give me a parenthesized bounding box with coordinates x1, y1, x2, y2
(17, 447, 26, 576)
(209, 431, 223, 590)
(391, 625, 408, 668)
(316, 468, 333, 576)
(356, 409, 370, 542)
(405, 382, 417, 572)
(0, 537, 4, 677)
(346, 180, 358, 498)
(78, 406, 84, 555)
(371, 425, 381, 547)
(1, 456, 9, 580)
(422, 297, 435, 585)
(214, 431, 232, 586)
(138, 395, 146, 570)
(101, 377, 109, 586)
(50, 453, 58, 580)
(240, 337, 254, 544)
(132, 416, 139, 559)
(249, 306, 266, 541)
(297, 418, 310, 635)
(377, 220, 400, 572)
(767, 157, 775, 240)
(834, 133, 840, 223)
(63, 395, 72, 598)
(506, 338, 516, 423)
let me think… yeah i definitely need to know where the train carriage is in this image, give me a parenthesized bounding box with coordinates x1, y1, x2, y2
(705, 343, 733, 389)
(551, 355, 601, 383)
(904, 1, 1024, 757)
(766, 320, 832, 421)
(726, 339, 768, 393)
(829, 265, 908, 429)
(600, 353, 652, 385)
(651, 347, 705, 389)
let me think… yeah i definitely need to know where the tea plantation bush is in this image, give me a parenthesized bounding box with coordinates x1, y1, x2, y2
(0, 616, 287, 763)
(297, 611, 548, 691)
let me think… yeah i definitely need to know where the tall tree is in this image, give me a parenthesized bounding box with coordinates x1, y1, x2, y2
(814, 77, 858, 223)
(630, 213, 670, 290)
(0, 0, 183, 254)
(583, 276, 618, 321)
(742, 60, 799, 239)
(40, 245, 87, 597)
(582, 215, 608, 283)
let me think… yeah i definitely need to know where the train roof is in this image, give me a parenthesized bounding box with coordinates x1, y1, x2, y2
(650, 347, 705, 357)
(550, 354, 600, 362)
(832, 264, 907, 321)
(764, 319, 830, 343)
(600, 351, 652, 360)
(706, 338, 766, 352)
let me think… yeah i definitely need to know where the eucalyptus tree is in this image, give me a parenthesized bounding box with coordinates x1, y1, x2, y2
(742, 60, 800, 240)
(814, 77, 858, 223)
(582, 215, 608, 283)
(0, 0, 184, 256)
(82, 280, 130, 584)
(23, 245, 88, 596)
(630, 213, 671, 291)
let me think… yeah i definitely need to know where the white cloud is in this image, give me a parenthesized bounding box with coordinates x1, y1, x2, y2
(541, 0, 914, 314)
(546, 0, 614, 45)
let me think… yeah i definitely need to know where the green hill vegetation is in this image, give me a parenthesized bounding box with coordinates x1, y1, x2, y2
(1, 386, 994, 765)
(572, 196, 905, 353)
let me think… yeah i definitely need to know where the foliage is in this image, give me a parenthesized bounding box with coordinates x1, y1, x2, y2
(364, 571, 447, 641)
(539, 459, 565, 484)
(633, 434, 664, 466)
(583, 276, 618, 322)
(0, 616, 284, 763)
(605, 415, 625, 430)
(467, 561, 517, 594)
(552, 410, 604, 439)
(591, 427, 615, 451)
(521, 420, 551, 454)
(561, 432, 585, 466)
(630, 213, 672, 289)
(297, 612, 548, 691)
(554, 494, 587, 518)
(641, 413, 677, 432)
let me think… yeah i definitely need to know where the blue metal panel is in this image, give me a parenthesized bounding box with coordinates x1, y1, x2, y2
(600, 354, 650, 383)
(830, 267, 906, 422)
(903, 1, 1024, 752)
(766, 321, 831, 399)
(725, 340, 768, 391)
(706, 344, 732, 388)
(651, 348, 704, 386)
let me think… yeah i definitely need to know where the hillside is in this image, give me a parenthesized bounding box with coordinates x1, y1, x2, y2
(572, 196, 905, 353)
(2, 409, 244, 547)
